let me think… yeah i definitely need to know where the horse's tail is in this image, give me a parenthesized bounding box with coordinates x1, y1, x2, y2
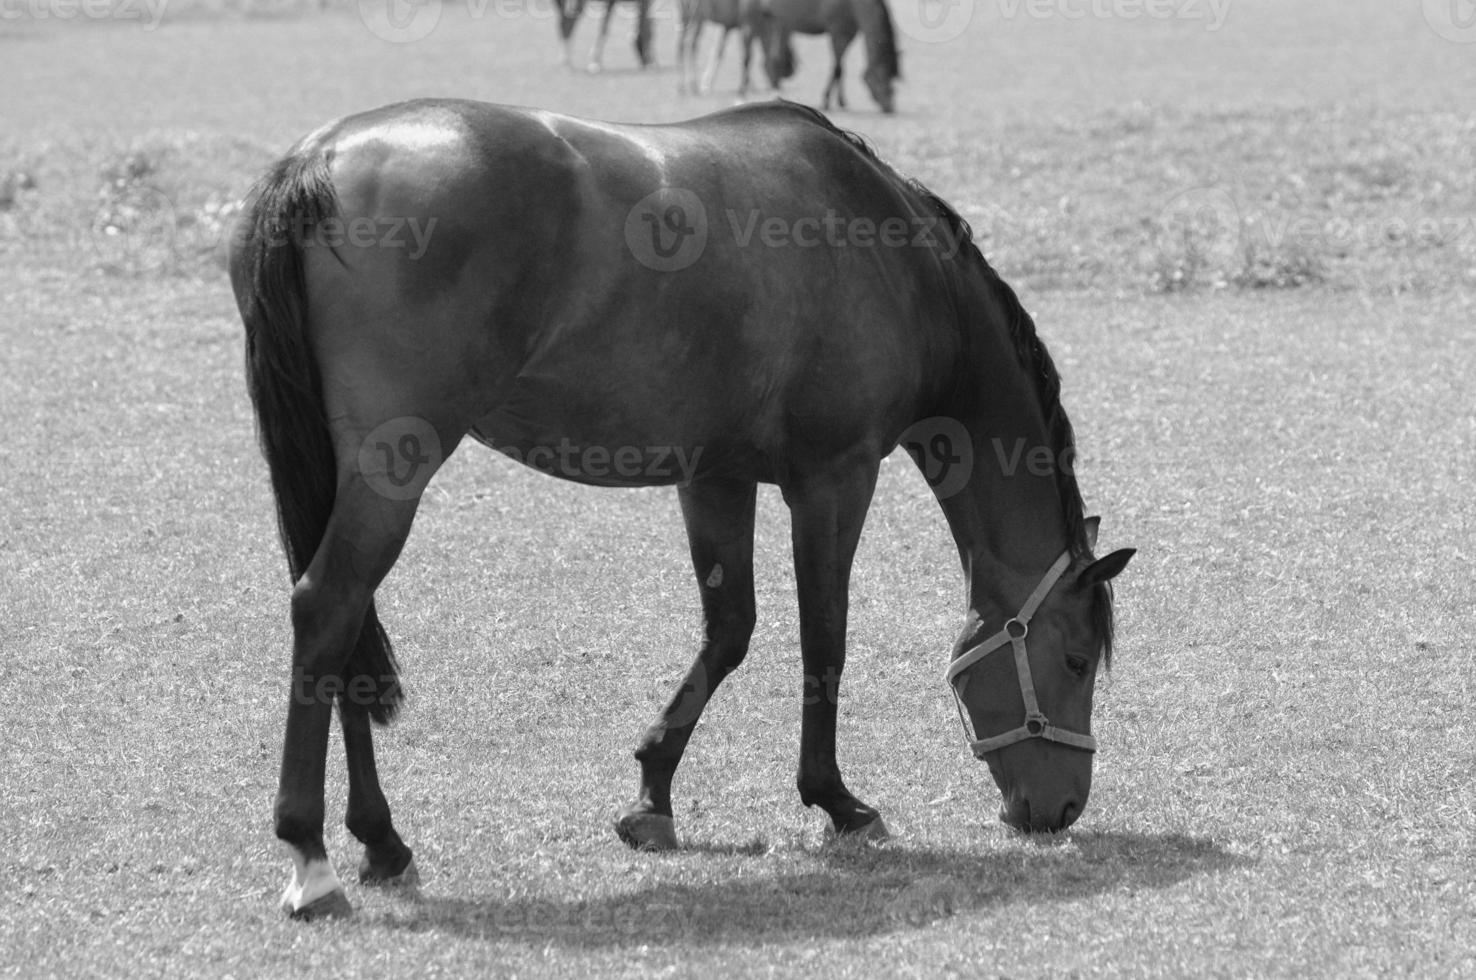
(228, 149, 403, 725)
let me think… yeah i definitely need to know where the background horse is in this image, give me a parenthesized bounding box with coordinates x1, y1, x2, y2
(758, 0, 899, 113)
(559, 0, 654, 71)
(229, 98, 1133, 919)
(677, 0, 765, 95)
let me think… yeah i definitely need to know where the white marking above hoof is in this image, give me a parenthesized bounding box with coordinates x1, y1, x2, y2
(280, 848, 350, 919)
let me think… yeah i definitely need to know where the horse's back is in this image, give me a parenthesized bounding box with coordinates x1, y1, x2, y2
(287, 99, 955, 484)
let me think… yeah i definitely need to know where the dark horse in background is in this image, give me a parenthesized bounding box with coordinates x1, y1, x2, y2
(559, 0, 653, 71)
(230, 98, 1134, 919)
(758, 0, 900, 113)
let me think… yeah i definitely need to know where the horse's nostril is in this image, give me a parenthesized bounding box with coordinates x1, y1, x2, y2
(1059, 800, 1081, 830)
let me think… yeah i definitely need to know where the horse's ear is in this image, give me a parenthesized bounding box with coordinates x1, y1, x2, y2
(1080, 549, 1134, 588)
(1083, 516, 1101, 551)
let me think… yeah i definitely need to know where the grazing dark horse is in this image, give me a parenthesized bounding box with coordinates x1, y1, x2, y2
(758, 0, 899, 113)
(677, 0, 765, 95)
(559, 0, 653, 71)
(229, 98, 1135, 919)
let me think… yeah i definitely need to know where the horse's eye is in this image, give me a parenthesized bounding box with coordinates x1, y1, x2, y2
(1065, 655, 1091, 677)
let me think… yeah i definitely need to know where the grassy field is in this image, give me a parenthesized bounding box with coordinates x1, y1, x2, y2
(3, 1, 1475, 976)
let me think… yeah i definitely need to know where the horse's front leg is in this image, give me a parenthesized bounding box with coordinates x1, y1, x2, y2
(783, 459, 889, 839)
(615, 479, 758, 850)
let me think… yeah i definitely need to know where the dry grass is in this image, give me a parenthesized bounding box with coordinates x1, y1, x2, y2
(3, 2, 1474, 976)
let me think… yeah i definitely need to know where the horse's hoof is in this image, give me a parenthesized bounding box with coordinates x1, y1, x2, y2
(282, 887, 353, 921)
(586, 61, 603, 74)
(360, 853, 419, 889)
(615, 810, 679, 851)
(829, 814, 891, 844)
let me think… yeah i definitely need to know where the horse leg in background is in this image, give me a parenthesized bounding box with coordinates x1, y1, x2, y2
(615, 479, 758, 850)
(633, 0, 654, 67)
(342, 698, 417, 887)
(784, 459, 889, 839)
(558, 0, 585, 67)
(699, 25, 732, 93)
(588, 0, 616, 71)
(736, 25, 754, 99)
(823, 27, 857, 110)
(276, 474, 431, 918)
(677, 7, 699, 91)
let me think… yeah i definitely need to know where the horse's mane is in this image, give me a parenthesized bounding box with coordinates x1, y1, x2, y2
(799, 107, 1116, 661)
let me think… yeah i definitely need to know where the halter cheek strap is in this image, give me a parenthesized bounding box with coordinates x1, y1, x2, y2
(945, 550, 1098, 758)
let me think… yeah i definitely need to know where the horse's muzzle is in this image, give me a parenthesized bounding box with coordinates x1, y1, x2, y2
(998, 792, 1084, 834)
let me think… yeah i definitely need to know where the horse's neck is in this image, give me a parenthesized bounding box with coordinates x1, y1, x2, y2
(852, 0, 892, 48)
(937, 267, 1072, 620)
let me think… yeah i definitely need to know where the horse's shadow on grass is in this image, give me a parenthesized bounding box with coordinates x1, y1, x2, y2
(372, 831, 1251, 947)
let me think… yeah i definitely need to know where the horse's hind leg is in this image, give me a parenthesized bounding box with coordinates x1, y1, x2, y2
(343, 699, 416, 886)
(783, 458, 888, 840)
(615, 479, 757, 850)
(276, 454, 446, 917)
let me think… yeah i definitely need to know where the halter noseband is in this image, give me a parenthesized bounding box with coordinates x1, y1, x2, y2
(945, 549, 1098, 758)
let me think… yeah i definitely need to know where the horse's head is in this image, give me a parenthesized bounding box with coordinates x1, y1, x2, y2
(948, 519, 1134, 833)
(863, 58, 897, 115)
